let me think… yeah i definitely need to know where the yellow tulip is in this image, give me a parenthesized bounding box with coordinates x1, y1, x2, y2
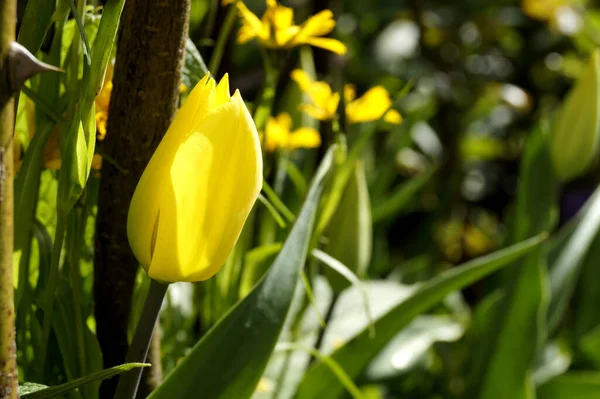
(291, 69, 403, 124)
(236, 0, 347, 55)
(261, 112, 321, 151)
(127, 73, 263, 282)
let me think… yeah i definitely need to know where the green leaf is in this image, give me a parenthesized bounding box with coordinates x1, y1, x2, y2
(324, 161, 372, 293)
(468, 126, 557, 399)
(148, 148, 334, 399)
(57, 112, 88, 213)
(364, 315, 465, 380)
(182, 38, 209, 90)
(257, 194, 287, 228)
(573, 228, 600, 341)
(312, 249, 374, 337)
(547, 186, 600, 334)
(538, 373, 600, 399)
(66, 0, 92, 64)
(20, 363, 149, 399)
(252, 276, 332, 399)
(17, 0, 55, 52)
(296, 234, 546, 399)
(275, 343, 365, 399)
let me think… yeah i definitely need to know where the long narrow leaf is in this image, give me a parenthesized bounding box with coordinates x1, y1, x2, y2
(148, 148, 334, 399)
(21, 363, 149, 399)
(296, 233, 546, 399)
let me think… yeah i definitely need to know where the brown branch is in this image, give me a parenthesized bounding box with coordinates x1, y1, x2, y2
(93, 0, 190, 397)
(0, 0, 18, 397)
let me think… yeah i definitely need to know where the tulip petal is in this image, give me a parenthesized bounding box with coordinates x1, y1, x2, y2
(216, 73, 231, 107)
(147, 91, 262, 282)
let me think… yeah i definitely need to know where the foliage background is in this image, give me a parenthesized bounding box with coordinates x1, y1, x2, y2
(11, 0, 600, 398)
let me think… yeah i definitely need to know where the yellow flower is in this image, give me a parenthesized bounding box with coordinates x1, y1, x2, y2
(127, 73, 263, 283)
(261, 112, 321, 151)
(291, 69, 340, 120)
(291, 70, 402, 124)
(521, 0, 565, 21)
(95, 62, 113, 141)
(344, 84, 403, 124)
(236, 0, 347, 55)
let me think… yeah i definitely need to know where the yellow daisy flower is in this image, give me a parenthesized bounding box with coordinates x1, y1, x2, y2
(291, 70, 403, 124)
(236, 0, 347, 55)
(261, 112, 321, 152)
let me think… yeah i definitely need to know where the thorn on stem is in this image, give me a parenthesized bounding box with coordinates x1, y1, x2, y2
(7, 42, 63, 93)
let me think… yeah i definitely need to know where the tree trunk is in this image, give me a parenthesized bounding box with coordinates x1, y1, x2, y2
(94, 0, 190, 397)
(0, 0, 19, 397)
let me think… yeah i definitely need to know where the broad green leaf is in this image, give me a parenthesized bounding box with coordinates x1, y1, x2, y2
(547, 186, 600, 334)
(57, 113, 88, 213)
(538, 373, 600, 399)
(469, 126, 557, 399)
(252, 276, 332, 399)
(324, 161, 372, 293)
(148, 148, 334, 399)
(21, 363, 149, 399)
(296, 234, 545, 399)
(550, 49, 600, 182)
(573, 228, 600, 339)
(364, 315, 464, 380)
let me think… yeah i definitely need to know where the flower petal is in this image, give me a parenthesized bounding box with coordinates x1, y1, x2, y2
(288, 127, 321, 149)
(346, 86, 393, 123)
(146, 91, 262, 282)
(216, 73, 231, 106)
(303, 37, 347, 55)
(384, 109, 403, 124)
(237, 2, 267, 42)
(293, 10, 336, 42)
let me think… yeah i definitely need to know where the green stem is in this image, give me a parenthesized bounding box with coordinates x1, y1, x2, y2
(41, 211, 67, 375)
(68, 207, 89, 396)
(208, 2, 238, 75)
(114, 279, 169, 399)
(253, 49, 279, 132)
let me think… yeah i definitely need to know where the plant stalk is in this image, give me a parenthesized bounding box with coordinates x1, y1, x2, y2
(114, 279, 169, 399)
(0, 0, 19, 395)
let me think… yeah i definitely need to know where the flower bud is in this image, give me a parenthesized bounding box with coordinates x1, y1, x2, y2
(551, 49, 600, 182)
(324, 161, 372, 293)
(127, 73, 263, 282)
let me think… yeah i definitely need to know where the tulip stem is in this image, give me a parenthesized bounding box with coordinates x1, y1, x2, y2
(115, 279, 169, 399)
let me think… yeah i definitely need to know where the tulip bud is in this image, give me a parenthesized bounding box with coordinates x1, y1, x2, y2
(551, 49, 600, 182)
(127, 73, 263, 282)
(323, 161, 372, 293)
